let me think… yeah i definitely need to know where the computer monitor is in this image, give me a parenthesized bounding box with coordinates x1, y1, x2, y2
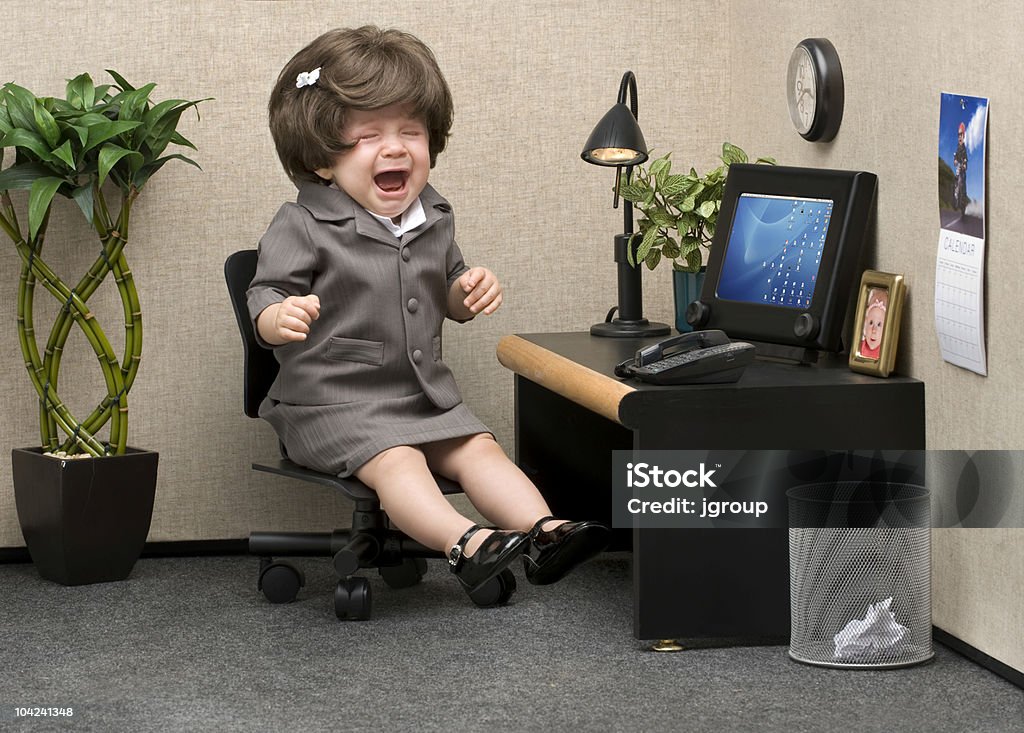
(686, 164, 877, 356)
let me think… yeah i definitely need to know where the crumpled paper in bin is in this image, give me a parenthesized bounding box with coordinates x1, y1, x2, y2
(833, 597, 908, 659)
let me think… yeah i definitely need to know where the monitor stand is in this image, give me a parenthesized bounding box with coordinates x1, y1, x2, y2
(748, 340, 821, 366)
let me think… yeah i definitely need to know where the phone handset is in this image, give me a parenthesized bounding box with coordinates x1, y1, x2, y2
(631, 329, 731, 368)
(613, 329, 754, 384)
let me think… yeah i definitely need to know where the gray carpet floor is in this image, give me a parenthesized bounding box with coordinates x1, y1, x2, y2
(1, 552, 1021, 732)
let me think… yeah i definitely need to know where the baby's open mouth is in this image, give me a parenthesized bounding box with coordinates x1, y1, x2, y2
(374, 170, 408, 193)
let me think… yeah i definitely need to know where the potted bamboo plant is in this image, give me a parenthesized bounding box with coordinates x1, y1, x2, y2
(0, 71, 206, 584)
(620, 143, 775, 330)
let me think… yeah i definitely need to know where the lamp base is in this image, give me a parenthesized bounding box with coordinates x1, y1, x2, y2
(590, 318, 671, 338)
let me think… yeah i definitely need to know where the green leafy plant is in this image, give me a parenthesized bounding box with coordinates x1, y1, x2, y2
(620, 142, 776, 273)
(0, 71, 207, 457)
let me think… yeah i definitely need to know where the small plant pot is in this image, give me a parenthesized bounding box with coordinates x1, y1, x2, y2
(673, 267, 707, 333)
(12, 447, 159, 585)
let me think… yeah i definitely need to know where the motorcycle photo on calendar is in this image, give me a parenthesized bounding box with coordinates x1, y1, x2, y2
(938, 94, 987, 239)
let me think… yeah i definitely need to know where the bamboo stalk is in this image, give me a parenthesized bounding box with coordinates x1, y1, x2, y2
(49, 190, 136, 454)
(18, 244, 55, 450)
(14, 213, 58, 449)
(14, 239, 125, 457)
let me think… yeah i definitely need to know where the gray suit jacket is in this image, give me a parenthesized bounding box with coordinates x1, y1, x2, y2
(246, 182, 469, 409)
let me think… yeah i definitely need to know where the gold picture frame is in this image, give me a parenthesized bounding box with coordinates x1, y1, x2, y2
(849, 270, 906, 377)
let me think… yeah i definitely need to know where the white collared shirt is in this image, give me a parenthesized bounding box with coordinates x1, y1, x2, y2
(366, 197, 426, 238)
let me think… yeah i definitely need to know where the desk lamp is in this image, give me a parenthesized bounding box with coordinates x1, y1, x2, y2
(581, 71, 670, 338)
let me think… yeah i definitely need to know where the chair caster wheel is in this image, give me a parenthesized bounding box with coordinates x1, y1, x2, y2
(467, 568, 517, 608)
(379, 557, 428, 589)
(335, 577, 372, 620)
(258, 560, 305, 604)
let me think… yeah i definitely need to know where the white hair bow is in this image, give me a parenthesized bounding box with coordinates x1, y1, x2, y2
(295, 67, 321, 89)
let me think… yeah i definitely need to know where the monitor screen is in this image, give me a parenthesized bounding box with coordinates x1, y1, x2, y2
(717, 193, 833, 310)
(686, 164, 877, 354)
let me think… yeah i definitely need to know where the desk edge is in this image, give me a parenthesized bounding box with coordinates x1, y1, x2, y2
(496, 334, 632, 425)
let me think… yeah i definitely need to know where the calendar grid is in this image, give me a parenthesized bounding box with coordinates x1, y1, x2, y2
(934, 238, 986, 371)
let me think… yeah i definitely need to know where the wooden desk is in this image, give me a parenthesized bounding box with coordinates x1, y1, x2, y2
(497, 332, 926, 642)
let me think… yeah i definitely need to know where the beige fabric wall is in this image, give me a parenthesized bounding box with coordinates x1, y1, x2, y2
(1, 1, 1020, 672)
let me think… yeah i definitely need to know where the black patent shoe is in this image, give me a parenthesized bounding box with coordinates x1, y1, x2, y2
(523, 516, 611, 586)
(448, 524, 528, 592)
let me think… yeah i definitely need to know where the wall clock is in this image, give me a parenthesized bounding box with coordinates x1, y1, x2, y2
(786, 38, 844, 142)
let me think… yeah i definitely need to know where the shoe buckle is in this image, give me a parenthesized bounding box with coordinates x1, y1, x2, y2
(447, 544, 464, 570)
(448, 524, 481, 572)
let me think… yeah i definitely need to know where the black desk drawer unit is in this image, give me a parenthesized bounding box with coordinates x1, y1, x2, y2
(502, 333, 925, 642)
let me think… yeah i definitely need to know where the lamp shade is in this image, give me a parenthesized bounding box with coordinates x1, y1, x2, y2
(580, 103, 649, 167)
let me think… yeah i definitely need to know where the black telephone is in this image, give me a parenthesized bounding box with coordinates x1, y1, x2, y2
(614, 330, 755, 385)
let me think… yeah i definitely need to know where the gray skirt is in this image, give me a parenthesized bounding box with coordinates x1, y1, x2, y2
(259, 392, 490, 477)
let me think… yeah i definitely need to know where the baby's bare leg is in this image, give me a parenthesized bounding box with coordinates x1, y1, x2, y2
(422, 433, 553, 531)
(354, 445, 486, 555)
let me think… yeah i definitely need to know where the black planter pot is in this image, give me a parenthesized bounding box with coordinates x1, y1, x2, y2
(12, 447, 159, 585)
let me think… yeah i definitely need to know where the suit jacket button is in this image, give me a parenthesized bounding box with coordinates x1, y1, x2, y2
(411, 349, 423, 364)
(401, 249, 411, 262)
(407, 297, 419, 313)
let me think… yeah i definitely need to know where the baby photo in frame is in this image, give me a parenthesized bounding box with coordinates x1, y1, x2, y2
(849, 270, 906, 377)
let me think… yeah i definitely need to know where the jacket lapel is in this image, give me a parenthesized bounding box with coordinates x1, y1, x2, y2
(402, 184, 451, 246)
(296, 182, 397, 247)
(295, 181, 451, 249)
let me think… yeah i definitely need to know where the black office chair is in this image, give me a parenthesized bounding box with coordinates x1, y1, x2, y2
(224, 249, 516, 620)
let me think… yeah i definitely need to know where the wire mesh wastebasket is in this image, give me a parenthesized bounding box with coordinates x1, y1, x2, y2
(787, 482, 932, 669)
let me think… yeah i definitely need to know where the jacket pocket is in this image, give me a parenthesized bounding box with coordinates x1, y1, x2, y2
(325, 336, 384, 366)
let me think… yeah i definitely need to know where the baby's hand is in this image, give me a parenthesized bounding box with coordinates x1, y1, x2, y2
(459, 267, 503, 316)
(272, 294, 321, 342)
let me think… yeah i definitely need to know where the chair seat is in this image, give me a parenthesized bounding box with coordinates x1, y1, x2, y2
(252, 458, 463, 502)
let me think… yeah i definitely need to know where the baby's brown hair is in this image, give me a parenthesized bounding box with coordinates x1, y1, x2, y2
(268, 26, 453, 185)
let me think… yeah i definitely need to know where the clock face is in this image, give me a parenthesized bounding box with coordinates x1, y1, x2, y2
(787, 45, 816, 135)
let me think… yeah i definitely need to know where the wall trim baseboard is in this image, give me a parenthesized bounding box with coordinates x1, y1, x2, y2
(0, 546, 29, 563)
(934, 627, 1023, 690)
(0, 539, 248, 564)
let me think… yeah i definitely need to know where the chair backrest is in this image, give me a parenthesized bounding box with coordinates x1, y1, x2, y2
(224, 250, 280, 418)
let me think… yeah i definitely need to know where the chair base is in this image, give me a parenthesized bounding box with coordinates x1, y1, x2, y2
(248, 459, 516, 619)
